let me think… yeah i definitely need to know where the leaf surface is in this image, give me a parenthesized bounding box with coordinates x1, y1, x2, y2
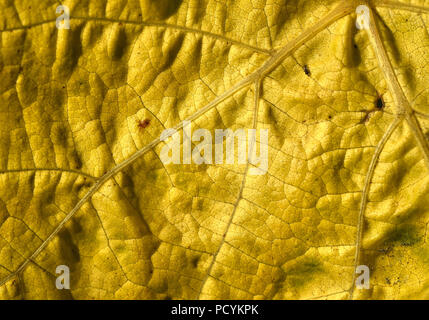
(0, 0, 429, 299)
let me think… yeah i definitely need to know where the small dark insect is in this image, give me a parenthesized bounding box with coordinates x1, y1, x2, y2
(375, 93, 385, 109)
(137, 118, 151, 130)
(304, 65, 311, 76)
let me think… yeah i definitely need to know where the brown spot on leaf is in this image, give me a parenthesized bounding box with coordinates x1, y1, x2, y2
(375, 93, 385, 110)
(137, 119, 151, 130)
(191, 256, 200, 268)
(304, 65, 311, 76)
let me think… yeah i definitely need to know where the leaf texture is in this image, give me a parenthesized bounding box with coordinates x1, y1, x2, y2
(0, 0, 429, 300)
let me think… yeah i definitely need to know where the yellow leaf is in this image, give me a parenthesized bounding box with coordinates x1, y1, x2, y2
(0, 0, 429, 300)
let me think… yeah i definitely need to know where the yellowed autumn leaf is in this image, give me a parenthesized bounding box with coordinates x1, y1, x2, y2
(0, 0, 429, 300)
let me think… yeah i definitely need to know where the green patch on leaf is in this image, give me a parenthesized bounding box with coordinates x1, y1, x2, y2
(285, 258, 323, 288)
(385, 225, 421, 247)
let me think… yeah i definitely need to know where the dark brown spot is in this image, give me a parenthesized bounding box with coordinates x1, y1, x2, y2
(191, 256, 200, 268)
(137, 119, 151, 130)
(375, 93, 385, 110)
(304, 65, 311, 76)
